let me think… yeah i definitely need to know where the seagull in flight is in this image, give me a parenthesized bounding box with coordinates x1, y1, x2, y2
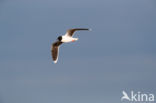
(51, 28, 91, 63)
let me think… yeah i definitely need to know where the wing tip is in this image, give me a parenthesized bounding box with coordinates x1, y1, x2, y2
(89, 28, 92, 31)
(53, 60, 58, 64)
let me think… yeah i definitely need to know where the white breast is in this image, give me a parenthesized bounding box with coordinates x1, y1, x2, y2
(62, 36, 73, 43)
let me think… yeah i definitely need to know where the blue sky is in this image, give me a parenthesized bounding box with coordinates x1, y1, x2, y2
(0, 0, 156, 103)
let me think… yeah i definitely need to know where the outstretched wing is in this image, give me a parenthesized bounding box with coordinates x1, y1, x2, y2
(51, 41, 63, 63)
(65, 28, 90, 37)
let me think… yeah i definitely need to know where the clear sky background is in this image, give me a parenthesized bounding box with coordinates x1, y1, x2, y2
(0, 0, 156, 103)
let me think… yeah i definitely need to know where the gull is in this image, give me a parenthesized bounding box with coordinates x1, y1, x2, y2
(51, 28, 91, 63)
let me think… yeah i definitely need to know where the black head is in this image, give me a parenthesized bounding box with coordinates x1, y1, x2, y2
(57, 36, 62, 41)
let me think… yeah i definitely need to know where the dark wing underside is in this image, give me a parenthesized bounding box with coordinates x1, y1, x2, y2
(66, 28, 90, 37)
(51, 41, 63, 63)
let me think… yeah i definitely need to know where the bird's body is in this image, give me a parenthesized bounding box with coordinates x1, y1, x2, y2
(51, 28, 91, 63)
(61, 35, 78, 43)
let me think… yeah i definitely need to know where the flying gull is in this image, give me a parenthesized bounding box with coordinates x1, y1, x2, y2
(51, 28, 91, 63)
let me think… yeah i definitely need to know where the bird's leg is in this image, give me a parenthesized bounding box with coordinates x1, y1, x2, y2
(72, 40, 76, 42)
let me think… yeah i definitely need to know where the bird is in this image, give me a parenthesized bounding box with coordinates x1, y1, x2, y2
(51, 28, 91, 63)
(121, 91, 130, 101)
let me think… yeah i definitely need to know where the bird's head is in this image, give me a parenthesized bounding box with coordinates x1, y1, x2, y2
(57, 36, 62, 41)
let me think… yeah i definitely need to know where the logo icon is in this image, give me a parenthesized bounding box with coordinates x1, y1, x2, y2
(121, 91, 131, 101)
